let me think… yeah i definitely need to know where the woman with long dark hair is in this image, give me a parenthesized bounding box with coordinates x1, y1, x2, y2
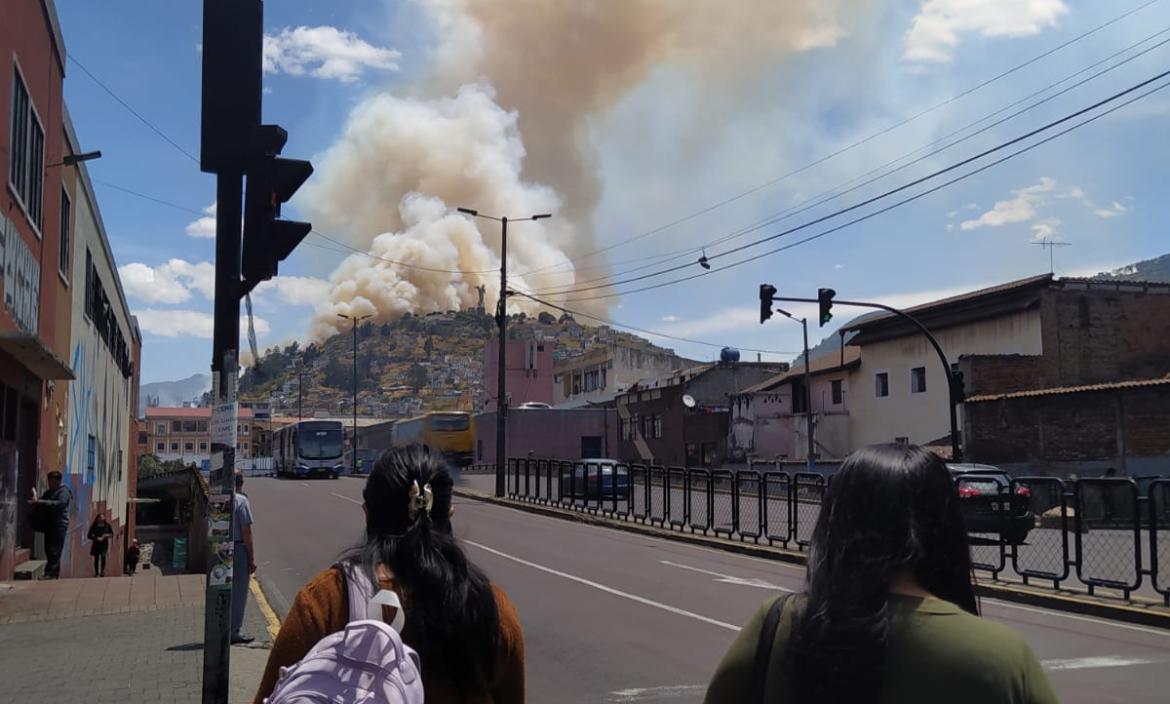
(704, 444, 1057, 704)
(254, 445, 525, 703)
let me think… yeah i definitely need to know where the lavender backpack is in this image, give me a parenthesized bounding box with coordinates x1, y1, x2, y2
(265, 564, 424, 704)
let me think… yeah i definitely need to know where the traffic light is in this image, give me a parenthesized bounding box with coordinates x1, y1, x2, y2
(241, 125, 313, 294)
(817, 287, 836, 327)
(759, 284, 776, 324)
(951, 369, 967, 402)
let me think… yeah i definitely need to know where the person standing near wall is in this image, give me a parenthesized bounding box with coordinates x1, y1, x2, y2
(87, 513, 114, 577)
(27, 470, 72, 579)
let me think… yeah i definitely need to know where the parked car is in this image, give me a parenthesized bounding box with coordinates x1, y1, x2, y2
(947, 464, 1034, 544)
(560, 460, 631, 500)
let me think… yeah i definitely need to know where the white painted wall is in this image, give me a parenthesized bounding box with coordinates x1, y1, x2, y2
(847, 310, 1042, 450)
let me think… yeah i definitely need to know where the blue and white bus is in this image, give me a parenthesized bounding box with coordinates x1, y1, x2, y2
(273, 420, 346, 479)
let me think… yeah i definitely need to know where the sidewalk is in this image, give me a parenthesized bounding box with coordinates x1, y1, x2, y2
(0, 572, 274, 703)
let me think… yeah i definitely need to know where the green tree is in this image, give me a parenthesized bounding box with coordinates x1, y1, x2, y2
(538, 311, 556, 325)
(409, 363, 429, 392)
(322, 356, 351, 389)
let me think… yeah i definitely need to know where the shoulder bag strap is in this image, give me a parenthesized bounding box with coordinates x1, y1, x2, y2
(752, 593, 791, 704)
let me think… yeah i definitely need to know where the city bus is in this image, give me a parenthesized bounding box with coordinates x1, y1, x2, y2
(392, 412, 474, 467)
(273, 420, 346, 479)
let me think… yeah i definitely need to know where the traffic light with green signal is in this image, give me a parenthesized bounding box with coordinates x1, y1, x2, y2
(818, 288, 836, 327)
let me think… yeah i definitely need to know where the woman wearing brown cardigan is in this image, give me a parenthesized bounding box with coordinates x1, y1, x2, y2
(254, 446, 525, 703)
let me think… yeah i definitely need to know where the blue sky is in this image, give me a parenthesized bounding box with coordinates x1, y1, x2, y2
(55, 0, 1170, 383)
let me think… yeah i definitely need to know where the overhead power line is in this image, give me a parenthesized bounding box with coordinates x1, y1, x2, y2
(552, 75, 1170, 304)
(68, 54, 201, 165)
(520, 0, 1165, 275)
(511, 291, 796, 356)
(543, 24, 1170, 292)
(534, 67, 1170, 298)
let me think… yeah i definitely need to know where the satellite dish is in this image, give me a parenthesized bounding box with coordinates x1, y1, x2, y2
(682, 394, 697, 408)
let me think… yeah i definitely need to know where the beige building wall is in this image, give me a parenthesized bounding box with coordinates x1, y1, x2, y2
(847, 309, 1042, 450)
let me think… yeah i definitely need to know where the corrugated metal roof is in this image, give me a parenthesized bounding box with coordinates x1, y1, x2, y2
(965, 377, 1170, 403)
(738, 347, 861, 394)
(844, 274, 1053, 334)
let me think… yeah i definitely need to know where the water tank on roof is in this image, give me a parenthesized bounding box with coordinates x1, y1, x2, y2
(720, 347, 741, 363)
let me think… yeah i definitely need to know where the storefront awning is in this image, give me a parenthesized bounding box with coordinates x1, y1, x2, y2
(0, 332, 75, 380)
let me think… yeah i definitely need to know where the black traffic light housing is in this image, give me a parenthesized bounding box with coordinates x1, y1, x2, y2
(241, 124, 313, 294)
(759, 284, 776, 324)
(951, 368, 967, 402)
(817, 287, 836, 327)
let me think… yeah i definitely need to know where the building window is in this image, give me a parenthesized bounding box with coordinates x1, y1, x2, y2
(875, 372, 889, 398)
(86, 435, 96, 484)
(59, 188, 71, 279)
(630, 414, 639, 438)
(653, 415, 662, 439)
(831, 379, 843, 405)
(183, 420, 197, 432)
(910, 367, 927, 394)
(156, 442, 165, 453)
(197, 421, 208, 432)
(8, 66, 45, 231)
(171, 442, 179, 452)
(184, 442, 194, 452)
(242, 424, 249, 433)
(172, 420, 182, 432)
(199, 442, 208, 452)
(156, 423, 167, 435)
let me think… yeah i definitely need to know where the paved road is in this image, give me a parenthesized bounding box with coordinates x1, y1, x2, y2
(247, 476, 1170, 703)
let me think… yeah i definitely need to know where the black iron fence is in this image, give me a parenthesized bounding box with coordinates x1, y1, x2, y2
(496, 458, 1170, 604)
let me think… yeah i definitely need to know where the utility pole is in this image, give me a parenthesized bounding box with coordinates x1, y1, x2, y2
(201, 3, 312, 699)
(456, 208, 551, 496)
(297, 362, 303, 422)
(338, 313, 371, 474)
(769, 304, 816, 472)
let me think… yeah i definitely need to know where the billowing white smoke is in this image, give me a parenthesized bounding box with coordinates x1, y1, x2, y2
(304, 0, 858, 339)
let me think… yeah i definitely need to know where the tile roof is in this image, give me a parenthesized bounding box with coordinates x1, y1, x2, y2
(964, 377, 1170, 403)
(738, 347, 862, 394)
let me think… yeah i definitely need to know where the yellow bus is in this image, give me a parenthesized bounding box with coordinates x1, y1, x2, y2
(392, 412, 475, 467)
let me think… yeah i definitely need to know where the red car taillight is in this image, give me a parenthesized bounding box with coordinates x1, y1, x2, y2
(1015, 486, 1031, 497)
(958, 486, 981, 498)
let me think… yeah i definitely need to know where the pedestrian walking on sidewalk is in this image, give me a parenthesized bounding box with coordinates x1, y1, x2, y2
(232, 470, 258, 644)
(27, 470, 72, 579)
(125, 539, 141, 575)
(704, 444, 1059, 704)
(87, 513, 114, 577)
(254, 444, 526, 704)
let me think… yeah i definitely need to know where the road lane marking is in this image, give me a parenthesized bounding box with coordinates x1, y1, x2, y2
(609, 684, 705, 701)
(984, 600, 1170, 638)
(464, 540, 741, 632)
(660, 560, 792, 591)
(332, 492, 362, 505)
(300, 482, 310, 488)
(1042, 655, 1162, 671)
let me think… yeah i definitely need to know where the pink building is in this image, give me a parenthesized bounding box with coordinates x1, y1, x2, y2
(475, 408, 619, 463)
(729, 348, 861, 462)
(481, 339, 554, 411)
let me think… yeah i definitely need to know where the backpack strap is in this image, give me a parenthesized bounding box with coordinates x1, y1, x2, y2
(339, 562, 406, 632)
(751, 593, 791, 704)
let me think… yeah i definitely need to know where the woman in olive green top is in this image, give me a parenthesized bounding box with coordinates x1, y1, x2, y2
(705, 444, 1059, 704)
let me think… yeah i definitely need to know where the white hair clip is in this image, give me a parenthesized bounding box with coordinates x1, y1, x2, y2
(408, 480, 434, 521)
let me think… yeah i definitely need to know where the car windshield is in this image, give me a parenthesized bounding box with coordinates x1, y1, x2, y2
(297, 423, 343, 459)
(428, 414, 469, 432)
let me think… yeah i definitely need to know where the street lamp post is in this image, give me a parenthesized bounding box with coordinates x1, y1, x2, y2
(338, 313, 372, 474)
(772, 307, 816, 472)
(457, 208, 551, 497)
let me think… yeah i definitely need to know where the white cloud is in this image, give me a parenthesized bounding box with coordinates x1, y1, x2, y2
(263, 26, 400, 82)
(1029, 217, 1061, 241)
(904, 0, 1068, 63)
(186, 202, 217, 239)
(1093, 200, 1128, 219)
(960, 177, 1056, 230)
(661, 314, 680, 322)
(657, 306, 762, 339)
(135, 310, 270, 339)
(118, 259, 216, 304)
(834, 264, 845, 270)
(252, 275, 331, 307)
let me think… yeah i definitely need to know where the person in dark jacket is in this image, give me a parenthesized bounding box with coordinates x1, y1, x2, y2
(27, 470, 72, 579)
(88, 513, 114, 577)
(125, 539, 141, 575)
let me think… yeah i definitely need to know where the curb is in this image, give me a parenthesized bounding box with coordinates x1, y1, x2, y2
(454, 488, 1170, 631)
(250, 579, 282, 640)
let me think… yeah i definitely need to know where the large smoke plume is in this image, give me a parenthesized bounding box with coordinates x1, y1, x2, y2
(304, 0, 854, 340)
